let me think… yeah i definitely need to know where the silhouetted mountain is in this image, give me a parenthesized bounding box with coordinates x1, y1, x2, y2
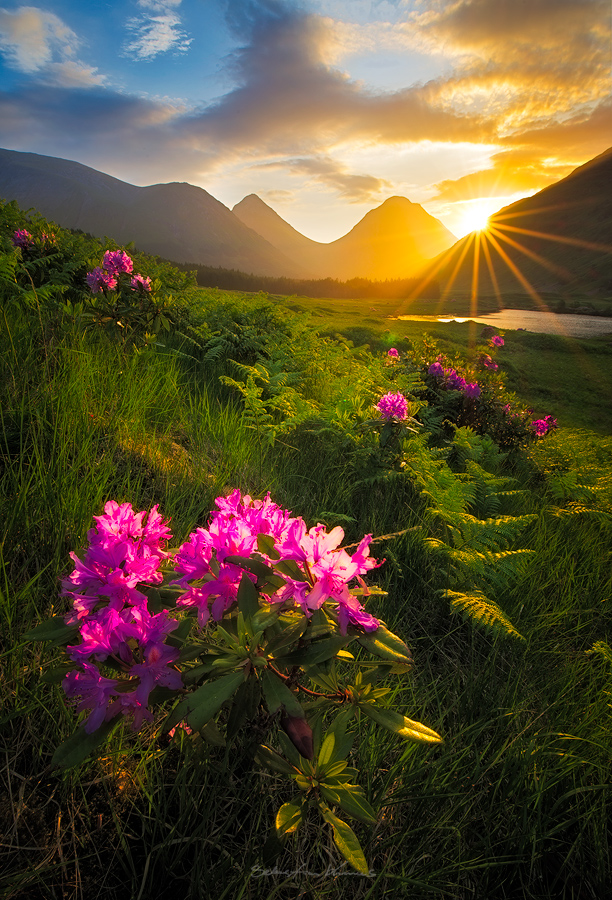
(233, 194, 456, 280)
(0, 149, 305, 276)
(425, 147, 612, 298)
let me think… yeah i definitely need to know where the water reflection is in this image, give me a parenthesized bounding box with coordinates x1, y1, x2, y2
(390, 309, 612, 338)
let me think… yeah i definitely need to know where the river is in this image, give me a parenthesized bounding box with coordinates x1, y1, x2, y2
(391, 309, 612, 338)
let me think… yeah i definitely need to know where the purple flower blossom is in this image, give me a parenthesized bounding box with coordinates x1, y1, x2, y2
(387, 348, 399, 358)
(11, 229, 33, 250)
(490, 335, 504, 347)
(428, 362, 444, 377)
(463, 382, 481, 399)
(480, 354, 498, 370)
(445, 369, 467, 391)
(376, 392, 409, 420)
(103, 250, 133, 275)
(531, 415, 558, 436)
(86, 267, 117, 293)
(130, 274, 152, 292)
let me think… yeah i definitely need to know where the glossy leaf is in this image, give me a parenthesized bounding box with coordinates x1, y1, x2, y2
(320, 784, 376, 824)
(359, 703, 442, 744)
(260, 669, 305, 719)
(24, 616, 78, 646)
(163, 671, 244, 734)
(255, 744, 300, 776)
(237, 572, 260, 620)
(51, 719, 117, 769)
(356, 624, 413, 664)
(275, 800, 304, 838)
(319, 805, 369, 874)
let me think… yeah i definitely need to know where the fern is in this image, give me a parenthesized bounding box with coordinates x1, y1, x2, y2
(445, 589, 525, 641)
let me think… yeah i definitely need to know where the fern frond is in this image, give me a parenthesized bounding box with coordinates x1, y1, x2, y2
(446, 589, 525, 641)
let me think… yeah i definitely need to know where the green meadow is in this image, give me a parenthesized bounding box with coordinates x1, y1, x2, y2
(1, 201, 611, 900)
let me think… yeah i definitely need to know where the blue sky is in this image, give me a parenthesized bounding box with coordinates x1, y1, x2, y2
(0, 0, 610, 240)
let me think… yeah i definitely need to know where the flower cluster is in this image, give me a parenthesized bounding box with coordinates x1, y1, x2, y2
(427, 361, 481, 399)
(376, 391, 409, 420)
(11, 229, 34, 250)
(490, 335, 504, 348)
(63, 494, 382, 733)
(174, 490, 381, 633)
(62, 502, 180, 733)
(85, 251, 150, 294)
(531, 415, 558, 436)
(387, 347, 399, 358)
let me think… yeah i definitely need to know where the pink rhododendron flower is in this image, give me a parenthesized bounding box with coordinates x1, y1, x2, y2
(464, 382, 481, 399)
(376, 392, 409, 420)
(131, 274, 152, 292)
(86, 267, 117, 293)
(11, 229, 33, 249)
(387, 348, 399, 358)
(445, 369, 466, 391)
(428, 362, 444, 377)
(490, 335, 504, 347)
(531, 415, 558, 436)
(103, 250, 133, 275)
(480, 354, 498, 370)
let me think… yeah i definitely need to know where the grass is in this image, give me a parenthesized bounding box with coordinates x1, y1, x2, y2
(1, 237, 611, 899)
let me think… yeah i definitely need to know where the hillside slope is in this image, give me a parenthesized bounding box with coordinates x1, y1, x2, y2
(0, 149, 305, 276)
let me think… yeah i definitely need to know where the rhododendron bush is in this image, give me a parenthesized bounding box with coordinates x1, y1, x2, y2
(29, 491, 442, 873)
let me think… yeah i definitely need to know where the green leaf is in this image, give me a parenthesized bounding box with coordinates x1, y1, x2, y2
(319, 805, 369, 874)
(274, 634, 353, 668)
(263, 615, 308, 655)
(40, 665, 73, 684)
(225, 554, 276, 581)
(251, 607, 281, 632)
(51, 719, 117, 769)
(318, 732, 336, 768)
(320, 785, 376, 825)
(195, 719, 224, 746)
(260, 669, 305, 719)
(255, 744, 300, 776)
(257, 533, 280, 560)
(237, 571, 260, 621)
(24, 616, 79, 646)
(226, 675, 261, 742)
(276, 800, 304, 838)
(356, 624, 413, 664)
(273, 559, 306, 581)
(358, 703, 442, 744)
(163, 671, 245, 734)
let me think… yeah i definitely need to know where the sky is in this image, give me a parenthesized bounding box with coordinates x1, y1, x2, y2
(0, 0, 610, 242)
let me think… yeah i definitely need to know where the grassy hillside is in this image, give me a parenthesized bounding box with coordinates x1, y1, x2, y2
(1, 200, 611, 900)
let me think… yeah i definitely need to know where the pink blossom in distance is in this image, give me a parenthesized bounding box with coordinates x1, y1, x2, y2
(86, 267, 117, 293)
(387, 348, 399, 358)
(131, 274, 152, 292)
(376, 392, 409, 420)
(103, 250, 133, 275)
(490, 335, 504, 347)
(11, 229, 33, 249)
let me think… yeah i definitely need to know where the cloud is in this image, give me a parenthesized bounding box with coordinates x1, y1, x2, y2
(255, 155, 393, 202)
(0, 5, 79, 73)
(123, 0, 192, 60)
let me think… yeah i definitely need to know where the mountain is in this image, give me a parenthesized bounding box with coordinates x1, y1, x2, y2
(0, 149, 305, 276)
(233, 194, 456, 280)
(425, 147, 612, 298)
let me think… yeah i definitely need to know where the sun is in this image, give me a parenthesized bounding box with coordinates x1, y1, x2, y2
(456, 197, 503, 238)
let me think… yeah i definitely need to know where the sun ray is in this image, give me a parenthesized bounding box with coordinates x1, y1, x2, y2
(441, 231, 476, 304)
(479, 234, 504, 310)
(489, 222, 612, 254)
(487, 225, 573, 281)
(480, 230, 549, 310)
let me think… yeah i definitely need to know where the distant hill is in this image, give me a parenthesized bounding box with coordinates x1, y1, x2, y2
(424, 147, 612, 298)
(0, 149, 305, 276)
(233, 194, 456, 280)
